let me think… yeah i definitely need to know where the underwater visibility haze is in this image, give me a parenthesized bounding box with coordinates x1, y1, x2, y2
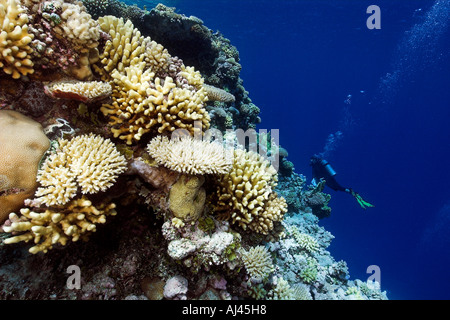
(0, 0, 448, 301)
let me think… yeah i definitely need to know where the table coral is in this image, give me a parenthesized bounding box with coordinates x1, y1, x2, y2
(35, 133, 127, 206)
(147, 135, 232, 175)
(0, 110, 50, 223)
(44, 80, 112, 103)
(203, 84, 235, 103)
(0, 0, 34, 79)
(2, 195, 117, 254)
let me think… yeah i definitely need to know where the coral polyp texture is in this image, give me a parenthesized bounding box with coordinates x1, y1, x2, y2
(241, 245, 274, 283)
(95, 15, 210, 144)
(35, 134, 127, 206)
(214, 149, 287, 234)
(0, 110, 49, 223)
(3, 196, 117, 254)
(0, 0, 34, 79)
(147, 135, 232, 175)
(44, 80, 112, 103)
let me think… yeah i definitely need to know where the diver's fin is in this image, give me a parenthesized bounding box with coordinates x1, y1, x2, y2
(350, 190, 374, 209)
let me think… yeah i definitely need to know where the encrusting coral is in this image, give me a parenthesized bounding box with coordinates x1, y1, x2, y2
(168, 174, 206, 222)
(2, 196, 117, 254)
(35, 133, 127, 206)
(146, 135, 232, 175)
(0, 110, 50, 224)
(214, 149, 288, 234)
(0, 0, 34, 79)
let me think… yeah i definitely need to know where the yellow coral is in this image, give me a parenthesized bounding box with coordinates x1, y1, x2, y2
(241, 245, 274, 282)
(0, 110, 50, 223)
(96, 16, 210, 144)
(3, 196, 117, 254)
(147, 136, 232, 175)
(44, 80, 112, 103)
(96, 16, 169, 76)
(35, 133, 127, 206)
(0, 0, 34, 79)
(214, 149, 287, 234)
(169, 174, 206, 222)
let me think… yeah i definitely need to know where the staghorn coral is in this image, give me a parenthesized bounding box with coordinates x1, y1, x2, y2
(44, 80, 112, 103)
(240, 245, 273, 283)
(147, 136, 232, 175)
(2, 195, 117, 254)
(0, 110, 50, 224)
(203, 84, 235, 103)
(35, 133, 127, 206)
(214, 149, 287, 234)
(0, 0, 34, 79)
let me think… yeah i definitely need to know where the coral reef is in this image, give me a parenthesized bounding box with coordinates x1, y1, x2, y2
(0, 0, 389, 301)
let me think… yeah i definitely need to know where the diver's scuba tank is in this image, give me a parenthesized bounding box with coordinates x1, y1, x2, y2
(320, 159, 337, 177)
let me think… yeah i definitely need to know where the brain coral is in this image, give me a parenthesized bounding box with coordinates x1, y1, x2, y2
(95, 16, 210, 144)
(0, 110, 49, 223)
(147, 135, 232, 175)
(214, 149, 287, 234)
(0, 0, 34, 79)
(35, 133, 127, 206)
(3, 196, 117, 254)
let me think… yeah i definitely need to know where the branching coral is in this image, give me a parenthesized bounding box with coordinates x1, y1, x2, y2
(0, 0, 34, 79)
(96, 16, 210, 144)
(240, 245, 273, 283)
(214, 149, 287, 234)
(35, 133, 127, 206)
(290, 226, 319, 253)
(44, 80, 112, 103)
(147, 136, 232, 175)
(3, 196, 117, 254)
(0, 110, 50, 223)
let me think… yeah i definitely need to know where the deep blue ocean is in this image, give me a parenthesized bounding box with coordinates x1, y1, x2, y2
(128, 0, 450, 299)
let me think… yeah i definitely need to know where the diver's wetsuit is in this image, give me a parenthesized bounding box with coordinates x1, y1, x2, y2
(309, 155, 374, 209)
(311, 157, 348, 192)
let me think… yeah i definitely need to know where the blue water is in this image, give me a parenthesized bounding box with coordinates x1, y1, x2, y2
(130, 0, 450, 299)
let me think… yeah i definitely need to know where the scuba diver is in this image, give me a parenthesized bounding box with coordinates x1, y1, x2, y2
(310, 155, 374, 209)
